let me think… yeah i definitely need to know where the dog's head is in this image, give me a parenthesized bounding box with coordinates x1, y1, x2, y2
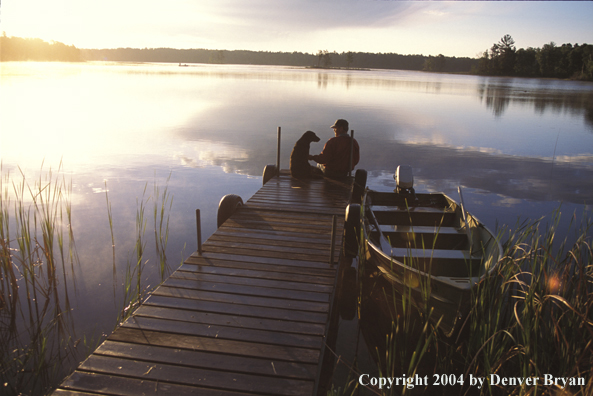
(301, 130, 320, 143)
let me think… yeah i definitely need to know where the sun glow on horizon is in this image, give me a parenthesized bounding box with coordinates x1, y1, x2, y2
(2, 0, 591, 58)
(0, 62, 217, 172)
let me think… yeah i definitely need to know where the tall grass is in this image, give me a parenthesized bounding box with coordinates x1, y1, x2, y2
(108, 177, 174, 325)
(462, 210, 593, 395)
(1, 165, 175, 395)
(0, 163, 79, 395)
(153, 173, 173, 280)
(347, 208, 592, 396)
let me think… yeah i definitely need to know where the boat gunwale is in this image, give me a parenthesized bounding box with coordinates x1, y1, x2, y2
(361, 188, 503, 291)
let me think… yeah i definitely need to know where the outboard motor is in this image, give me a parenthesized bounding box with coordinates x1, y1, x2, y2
(395, 165, 418, 206)
(394, 165, 418, 206)
(395, 165, 414, 194)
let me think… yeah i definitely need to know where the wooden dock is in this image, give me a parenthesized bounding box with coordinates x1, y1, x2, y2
(53, 171, 353, 396)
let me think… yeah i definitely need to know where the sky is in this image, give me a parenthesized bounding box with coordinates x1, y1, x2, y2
(1, 1, 592, 58)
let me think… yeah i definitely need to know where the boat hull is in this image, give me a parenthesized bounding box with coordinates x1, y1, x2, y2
(358, 190, 502, 337)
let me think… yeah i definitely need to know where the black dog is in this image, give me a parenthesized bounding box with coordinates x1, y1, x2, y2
(290, 131, 322, 178)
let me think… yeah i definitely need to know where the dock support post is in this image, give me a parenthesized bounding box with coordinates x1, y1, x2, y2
(349, 130, 354, 178)
(329, 215, 337, 265)
(196, 209, 202, 256)
(277, 127, 281, 176)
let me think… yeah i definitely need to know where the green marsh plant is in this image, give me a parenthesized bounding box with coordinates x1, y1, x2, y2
(153, 173, 173, 280)
(105, 177, 175, 325)
(0, 163, 79, 395)
(1, 164, 175, 395)
(354, 207, 592, 395)
(462, 210, 592, 395)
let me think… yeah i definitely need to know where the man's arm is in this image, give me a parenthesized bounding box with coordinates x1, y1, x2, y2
(309, 139, 334, 164)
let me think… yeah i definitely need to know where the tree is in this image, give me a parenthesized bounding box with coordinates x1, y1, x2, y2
(0, 35, 81, 61)
(514, 47, 538, 77)
(475, 35, 592, 81)
(316, 50, 324, 67)
(537, 42, 561, 77)
(209, 50, 225, 64)
(490, 34, 517, 75)
(475, 50, 492, 75)
(321, 50, 332, 68)
(345, 51, 354, 69)
(423, 54, 446, 72)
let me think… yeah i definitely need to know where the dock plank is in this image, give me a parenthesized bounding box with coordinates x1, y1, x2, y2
(180, 258, 336, 282)
(213, 227, 334, 245)
(94, 340, 318, 379)
(151, 285, 330, 313)
(107, 327, 321, 363)
(59, 371, 255, 395)
(144, 294, 328, 323)
(78, 354, 314, 395)
(200, 246, 332, 263)
(120, 316, 323, 349)
(166, 274, 333, 299)
(188, 251, 337, 270)
(204, 238, 337, 258)
(133, 305, 327, 335)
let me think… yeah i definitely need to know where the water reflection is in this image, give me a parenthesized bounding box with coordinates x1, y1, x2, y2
(363, 140, 593, 205)
(2, 62, 591, 173)
(2, 61, 590, 231)
(477, 77, 593, 123)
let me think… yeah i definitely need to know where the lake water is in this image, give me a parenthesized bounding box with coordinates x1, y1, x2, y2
(1, 61, 592, 393)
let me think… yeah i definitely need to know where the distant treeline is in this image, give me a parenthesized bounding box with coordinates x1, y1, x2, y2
(475, 35, 593, 80)
(1, 35, 476, 72)
(82, 47, 478, 73)
(0, 35, 82, 62)
(2, 34, 593, 80)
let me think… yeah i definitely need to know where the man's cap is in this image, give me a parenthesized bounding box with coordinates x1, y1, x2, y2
(330, 119, 349, 130)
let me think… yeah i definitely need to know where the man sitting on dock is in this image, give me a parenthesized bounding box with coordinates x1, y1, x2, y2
(309, 119, 360, 179)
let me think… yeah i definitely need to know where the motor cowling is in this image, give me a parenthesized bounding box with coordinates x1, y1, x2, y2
(395, 165, 414, 191)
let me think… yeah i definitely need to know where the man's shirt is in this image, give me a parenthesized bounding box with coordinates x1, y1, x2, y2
(310, 134, 360, 173)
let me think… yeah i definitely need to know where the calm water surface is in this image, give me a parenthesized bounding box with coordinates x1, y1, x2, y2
(1, 61, 592, 392)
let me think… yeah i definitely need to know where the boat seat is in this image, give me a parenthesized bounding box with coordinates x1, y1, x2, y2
(373, 208, 457, 227)
(379, 225, 461, 234)
(379, 225, 468, 250)
(368, 192, 450, 208)
(372, 206, 450, 213)
(390, 247, 482, 277)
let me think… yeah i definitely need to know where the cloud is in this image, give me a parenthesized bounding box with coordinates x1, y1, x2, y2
(160, 0, 424, 51)
(216, 0, 418, 28)
(3, 0, 592, 56)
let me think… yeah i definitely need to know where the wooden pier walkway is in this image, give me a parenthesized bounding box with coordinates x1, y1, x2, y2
(53, 171, 353, 396)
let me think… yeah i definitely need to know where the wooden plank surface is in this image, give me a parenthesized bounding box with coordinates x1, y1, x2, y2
(53, 172, 352, 396)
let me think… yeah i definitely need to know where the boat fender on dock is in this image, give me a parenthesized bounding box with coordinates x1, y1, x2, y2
(350, 168, 367, 204)
(344, 203, 361, 257)
(217, 194, 244, 228)
(262, 164, 278, 185)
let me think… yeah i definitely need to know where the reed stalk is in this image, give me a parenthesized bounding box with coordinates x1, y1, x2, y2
(116, 176, 174, 325)
(153, 172, 173, 281)
(105, 181, 118, 302)
(117, 184, 149, 324)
